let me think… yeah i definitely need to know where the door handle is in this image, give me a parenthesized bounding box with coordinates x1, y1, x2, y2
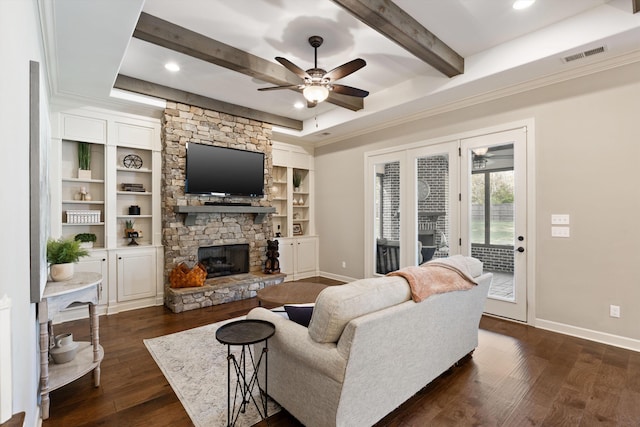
(515, 247, 525, 253)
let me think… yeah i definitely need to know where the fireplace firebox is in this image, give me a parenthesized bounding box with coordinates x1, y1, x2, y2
(198, 244, 249, 278)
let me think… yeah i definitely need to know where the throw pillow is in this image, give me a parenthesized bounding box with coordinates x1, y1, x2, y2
(284, 304, 314, 327)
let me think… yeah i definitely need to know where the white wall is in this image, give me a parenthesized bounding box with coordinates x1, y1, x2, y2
(0, 0, 48, 425)
(315, 60, 640, 348)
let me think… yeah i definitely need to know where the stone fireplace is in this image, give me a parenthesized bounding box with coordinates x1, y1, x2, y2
(161, 102, 285, 313)
(198, 244, 249, 278)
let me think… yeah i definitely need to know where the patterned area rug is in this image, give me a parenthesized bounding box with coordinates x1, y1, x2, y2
(144, 317, 280, 426)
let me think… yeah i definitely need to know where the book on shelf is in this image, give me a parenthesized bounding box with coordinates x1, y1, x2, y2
(121, 183, 146, 192)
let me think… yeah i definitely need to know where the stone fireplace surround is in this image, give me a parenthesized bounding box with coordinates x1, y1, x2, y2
(162, 102, 285, 313)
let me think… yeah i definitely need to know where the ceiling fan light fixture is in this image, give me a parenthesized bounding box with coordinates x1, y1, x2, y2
(303, 85, 329, 103)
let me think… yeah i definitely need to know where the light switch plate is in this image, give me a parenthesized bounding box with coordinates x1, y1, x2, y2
(551, 226, 570, 237)
(551, 214, 570, 225)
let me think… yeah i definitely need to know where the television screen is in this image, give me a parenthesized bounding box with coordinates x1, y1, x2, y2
(185, 143, 265, 197)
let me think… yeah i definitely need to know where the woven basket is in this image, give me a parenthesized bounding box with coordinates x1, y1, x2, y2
(169, 262, 207, 288)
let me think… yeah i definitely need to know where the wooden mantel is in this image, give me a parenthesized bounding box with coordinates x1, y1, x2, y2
(174, 205, 276, 226)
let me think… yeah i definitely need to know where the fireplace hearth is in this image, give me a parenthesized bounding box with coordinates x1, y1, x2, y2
(198, 244, 249, 278)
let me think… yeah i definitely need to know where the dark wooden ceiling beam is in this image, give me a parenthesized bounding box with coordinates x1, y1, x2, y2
(331, 0, 464, 77)
(114, 75, 303, 130)
(134, 12, 363, 111)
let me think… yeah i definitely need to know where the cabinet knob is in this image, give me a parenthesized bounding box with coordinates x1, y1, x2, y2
(102, 258, 106, 262)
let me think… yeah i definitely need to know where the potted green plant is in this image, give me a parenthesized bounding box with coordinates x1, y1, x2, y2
(74, 233, 97, 249)
(47, 237, 89, 281)
(293, 172, 302, 192)
(78, 142, 92, 179)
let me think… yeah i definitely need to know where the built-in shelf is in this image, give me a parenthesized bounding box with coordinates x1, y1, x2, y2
(174, 205, 276, 225)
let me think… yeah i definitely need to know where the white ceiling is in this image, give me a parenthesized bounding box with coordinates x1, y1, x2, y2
(41, 0, 640, 145)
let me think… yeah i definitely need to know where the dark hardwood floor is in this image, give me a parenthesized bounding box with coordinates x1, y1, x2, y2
(43, 277, 640, 426)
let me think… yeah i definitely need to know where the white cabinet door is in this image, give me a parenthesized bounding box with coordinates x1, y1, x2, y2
(295, 237, 317, 275)
(277, 237, 317, 280)
(75, 251, 108, 304)
(116, 248, 157, 302)
(278, 238, 295, 278)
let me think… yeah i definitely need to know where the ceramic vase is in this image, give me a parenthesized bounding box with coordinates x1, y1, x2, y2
(50, 333, 79, 364)
(50, 263, 74, 282)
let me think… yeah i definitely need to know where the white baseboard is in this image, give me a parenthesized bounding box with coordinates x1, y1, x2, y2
(536, 318, 640, 352)
(318, 271, 358, 283)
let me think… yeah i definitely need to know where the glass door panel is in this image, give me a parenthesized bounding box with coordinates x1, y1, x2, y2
(416, 154, 451, 264)
(375, 160, 401, 274)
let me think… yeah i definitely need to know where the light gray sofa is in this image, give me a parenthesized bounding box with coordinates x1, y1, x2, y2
(247, 256, 492, 427)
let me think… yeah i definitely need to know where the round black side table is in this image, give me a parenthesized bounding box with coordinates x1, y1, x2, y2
(215, 319, 275, 427)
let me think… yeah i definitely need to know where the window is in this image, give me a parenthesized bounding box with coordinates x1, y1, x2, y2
(471, 169, 514, 246)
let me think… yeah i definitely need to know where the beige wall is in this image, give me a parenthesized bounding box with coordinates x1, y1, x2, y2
(315, 60, 640, 343)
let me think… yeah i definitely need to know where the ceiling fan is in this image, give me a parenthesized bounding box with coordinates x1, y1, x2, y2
(258, 35, 369, 108)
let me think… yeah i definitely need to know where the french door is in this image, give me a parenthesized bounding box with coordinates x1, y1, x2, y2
(460, 128, 528, 322)
(366, 126, 530, 322)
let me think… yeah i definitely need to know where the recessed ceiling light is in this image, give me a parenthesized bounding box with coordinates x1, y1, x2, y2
(513, 0, 535, 10)
(164, 62, 180, 72)
(294, 101, 305, 109)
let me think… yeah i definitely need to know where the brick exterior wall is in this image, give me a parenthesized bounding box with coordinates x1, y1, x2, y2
(161, 102, 274, 294)
(471, 246, 514, 272)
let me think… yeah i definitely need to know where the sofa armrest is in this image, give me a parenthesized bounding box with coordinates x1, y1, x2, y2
(247, 307, 347, 383)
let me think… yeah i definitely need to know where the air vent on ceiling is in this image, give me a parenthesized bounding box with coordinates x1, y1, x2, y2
(562, 45, 606, 63)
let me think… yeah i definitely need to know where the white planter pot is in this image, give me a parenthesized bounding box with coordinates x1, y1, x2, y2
(50, 263, 74, 282)
(78, 169, 92, 179)
(79, 241, 94, 249)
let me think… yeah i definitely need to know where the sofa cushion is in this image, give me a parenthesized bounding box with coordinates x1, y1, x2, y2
(308, 276, 411, 343)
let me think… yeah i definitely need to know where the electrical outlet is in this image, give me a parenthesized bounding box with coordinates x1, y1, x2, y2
(551, 214, 570, 225)
(610, 305, 620, 318)
(341, 261, 346, 269)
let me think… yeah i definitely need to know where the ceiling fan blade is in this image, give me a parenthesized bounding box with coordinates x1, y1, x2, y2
(324, 58, 366, 81)
(331, 84, 369, 98)
(275, 57, 310, 79)
(257, 85, 300, 92)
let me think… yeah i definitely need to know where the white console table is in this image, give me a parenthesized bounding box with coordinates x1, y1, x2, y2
(38, 272, 103, 420)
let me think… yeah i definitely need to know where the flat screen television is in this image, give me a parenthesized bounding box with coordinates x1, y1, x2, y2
(185, 143, 265, 197)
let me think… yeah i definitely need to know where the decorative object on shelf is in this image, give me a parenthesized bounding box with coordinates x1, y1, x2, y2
(169, 262, 207, 288)
(264, 239, 280, 274)
(49, 333, 79, 364)
(292, 199, 297, 205)
(66, 210, 101, 224)
(293, 223, 303, 236)
(74, 233, 97, 249)
(128, 205, 141, 215)
(124, 220, 141, 246)
(79, 186, 87, 201)
(46, 237, 89, 281)
(77, 142, 91, 179)
(293, 172, 302, 192)
(121, 183, 146, 192)
(123, 154, 143, 169)
(298, 197, 305, 205)
(275, 224, 282, 238)
(271, 185, 279, 195)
